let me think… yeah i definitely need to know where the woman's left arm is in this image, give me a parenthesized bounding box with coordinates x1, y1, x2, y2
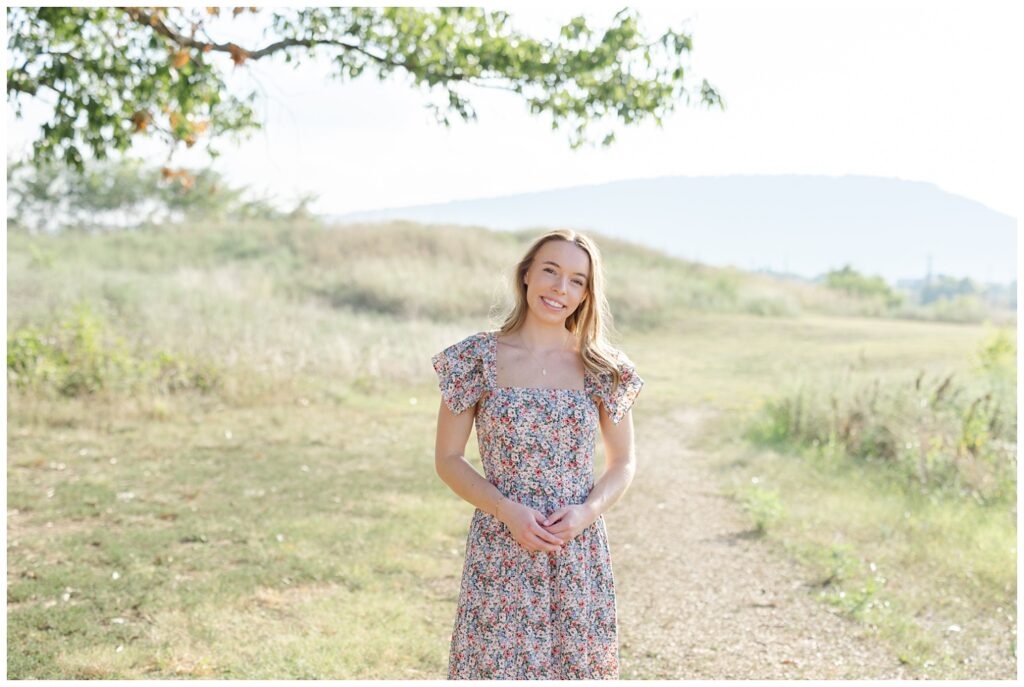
(582, 405, 637, 522)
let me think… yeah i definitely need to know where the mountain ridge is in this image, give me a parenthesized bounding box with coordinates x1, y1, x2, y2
(331, 174, 1016, 284)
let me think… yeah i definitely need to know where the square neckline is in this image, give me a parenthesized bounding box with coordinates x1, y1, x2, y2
(486, 329, 592, 394)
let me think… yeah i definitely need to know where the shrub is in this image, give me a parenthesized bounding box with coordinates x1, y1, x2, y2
(7, 303, 221, 397)
(737, 483, 785, 534)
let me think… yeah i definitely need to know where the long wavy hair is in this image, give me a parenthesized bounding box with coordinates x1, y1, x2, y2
(496, 229, 625, 393)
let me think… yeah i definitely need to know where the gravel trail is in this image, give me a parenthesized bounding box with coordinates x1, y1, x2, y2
(610, 405, 922, 679)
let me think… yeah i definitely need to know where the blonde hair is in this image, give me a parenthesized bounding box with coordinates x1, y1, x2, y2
(496, 229, 625, 393)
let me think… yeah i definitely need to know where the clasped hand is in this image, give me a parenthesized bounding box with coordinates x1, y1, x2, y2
(497, 500, 597, 553)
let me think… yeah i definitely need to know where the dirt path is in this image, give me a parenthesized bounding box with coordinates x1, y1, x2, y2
(608, 405, 920, 679)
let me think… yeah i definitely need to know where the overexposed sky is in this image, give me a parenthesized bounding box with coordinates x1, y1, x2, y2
(5, 0, 1022, 219)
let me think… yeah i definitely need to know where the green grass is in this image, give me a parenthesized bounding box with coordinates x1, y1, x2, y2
(7, 393, 476, 678)
(6, 218, 1016, 678)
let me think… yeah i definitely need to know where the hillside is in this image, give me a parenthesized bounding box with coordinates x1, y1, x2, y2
(7, 218, 1011, 335)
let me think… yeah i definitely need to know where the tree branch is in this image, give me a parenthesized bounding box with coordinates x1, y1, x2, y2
(118, 7, 536, 93)
(120, 7, 401, 68)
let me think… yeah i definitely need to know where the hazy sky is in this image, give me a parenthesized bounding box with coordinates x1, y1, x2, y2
(6, 0, 1022, 221)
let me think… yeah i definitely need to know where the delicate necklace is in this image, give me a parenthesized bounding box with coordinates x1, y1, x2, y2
(521, 330, 572, 376)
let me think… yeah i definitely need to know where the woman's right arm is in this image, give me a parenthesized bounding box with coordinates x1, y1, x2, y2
(434, 400, 563, 552)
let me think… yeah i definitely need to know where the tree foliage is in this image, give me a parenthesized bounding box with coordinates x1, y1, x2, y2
(824, 264, 903, 307)
(6, 154, 295, 233)
(7, 6, 724, 172)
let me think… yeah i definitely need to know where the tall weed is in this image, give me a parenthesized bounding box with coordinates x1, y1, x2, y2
(746, 327, 1016, 504)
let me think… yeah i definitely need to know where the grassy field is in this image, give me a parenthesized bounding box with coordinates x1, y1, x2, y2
(6, 219, 1016, 677)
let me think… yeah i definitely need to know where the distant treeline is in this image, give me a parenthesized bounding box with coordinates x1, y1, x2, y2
(821, 263, 1015, 312)
(6, 155, 318, 233)
(900, 274, 1016, 310)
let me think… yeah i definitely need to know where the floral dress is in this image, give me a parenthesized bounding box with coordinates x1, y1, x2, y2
(431, 329, 645, 680)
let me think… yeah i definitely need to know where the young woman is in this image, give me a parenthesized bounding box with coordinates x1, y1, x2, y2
(432, 229, 644, 679)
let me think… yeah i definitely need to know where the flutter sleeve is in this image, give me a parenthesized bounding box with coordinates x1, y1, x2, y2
(596, 350, 645, 424)
(431, 332, 487, 415)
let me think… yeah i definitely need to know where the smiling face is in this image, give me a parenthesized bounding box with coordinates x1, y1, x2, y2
(523, 239, 591, 323)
